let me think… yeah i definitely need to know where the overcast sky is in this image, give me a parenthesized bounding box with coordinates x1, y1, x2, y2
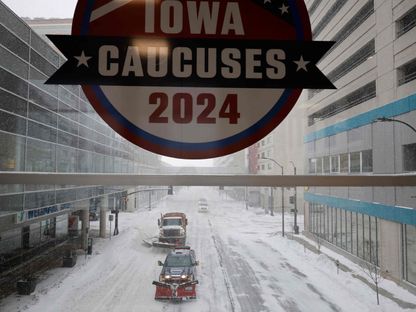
(2, 0, 78, 18)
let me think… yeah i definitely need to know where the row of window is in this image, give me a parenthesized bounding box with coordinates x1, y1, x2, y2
(308, 2, 416, 104)
(308, 81, 376, 126)
(312, 0, 347, 39)
(398, 58, 416, 87)
(310, 202, 416, 286)
(308, 39, 375, 100)
(396, 5, 416, 38)
(0, 132, 154, 183)
(0, 215, 68, 266)
(0, 184, 129, 213)
(307, 0, 322, 17)
(309, 203, 379, 265)
(308, 150, 372, 174)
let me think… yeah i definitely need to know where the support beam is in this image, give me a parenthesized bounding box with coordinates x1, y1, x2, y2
(0, 173, 415, 187)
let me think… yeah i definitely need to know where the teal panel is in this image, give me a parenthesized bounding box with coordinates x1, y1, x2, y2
(304, 192, 416, 226)
(305, 93, 416, 142)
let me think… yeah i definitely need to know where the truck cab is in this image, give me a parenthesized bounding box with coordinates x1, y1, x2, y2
(157, 213, 188, 247)
(153, 247, 198, 300)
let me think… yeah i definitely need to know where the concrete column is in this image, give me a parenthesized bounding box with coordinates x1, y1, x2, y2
(126, 187, 135, 212)
(80, 209, 89, 250)
(100, 197, 107, 238)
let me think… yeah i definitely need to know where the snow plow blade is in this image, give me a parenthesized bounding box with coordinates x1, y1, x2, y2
(153, 280, 198, 300)
(151, 241, 177, 248)
(142, 237, 176, 248)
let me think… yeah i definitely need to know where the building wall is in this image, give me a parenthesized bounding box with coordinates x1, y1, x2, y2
(304, 0, 416, 286)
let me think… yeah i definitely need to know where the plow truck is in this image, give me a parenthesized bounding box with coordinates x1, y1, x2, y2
(151, 212, 188, 248)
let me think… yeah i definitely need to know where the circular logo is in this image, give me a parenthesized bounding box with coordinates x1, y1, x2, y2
(52, 0, 331, 159)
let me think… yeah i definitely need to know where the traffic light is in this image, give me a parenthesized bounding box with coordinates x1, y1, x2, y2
(168, 186, 173, 195)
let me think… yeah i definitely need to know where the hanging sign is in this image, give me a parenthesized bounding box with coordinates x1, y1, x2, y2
(46, 0, 334, 159)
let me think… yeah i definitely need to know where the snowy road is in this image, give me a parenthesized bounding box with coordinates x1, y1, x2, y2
(1, 187, 415, 312)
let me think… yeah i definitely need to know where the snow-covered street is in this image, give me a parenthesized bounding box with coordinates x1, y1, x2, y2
(2, 187, 416, 312)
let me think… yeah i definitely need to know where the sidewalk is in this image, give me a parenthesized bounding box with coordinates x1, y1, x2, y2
(287, 233, 416, 309)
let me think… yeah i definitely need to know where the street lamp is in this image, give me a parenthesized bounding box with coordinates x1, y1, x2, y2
(374, 117, 416, 134)
(262, 157, 285, 237)
(289, 161, 299, 234)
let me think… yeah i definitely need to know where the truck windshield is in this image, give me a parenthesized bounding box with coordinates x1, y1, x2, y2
(163, 219, 182, 226)
(166, 255, 192, 267)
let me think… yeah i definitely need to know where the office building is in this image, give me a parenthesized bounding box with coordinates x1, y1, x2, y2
(303, 0, 416, 286)
(0, 3, 162, 267)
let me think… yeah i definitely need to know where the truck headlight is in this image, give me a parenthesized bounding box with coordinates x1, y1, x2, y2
(179, 229, 185, 235)
(181, 274, 190, 280)
(164, 274, 171, 280)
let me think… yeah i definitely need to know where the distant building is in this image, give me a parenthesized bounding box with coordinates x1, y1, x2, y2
(25, 18, 72, 36)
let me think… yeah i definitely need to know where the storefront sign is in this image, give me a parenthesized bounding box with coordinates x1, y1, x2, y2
(47, 0, 334, 159)
(15, 205, 59, 224)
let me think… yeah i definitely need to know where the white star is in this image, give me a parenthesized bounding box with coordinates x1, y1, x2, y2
(264, 0, 272, 4)
(75, 51, 92, 68)
(294, 56, 310, 72)
(279, 4, 289, 15)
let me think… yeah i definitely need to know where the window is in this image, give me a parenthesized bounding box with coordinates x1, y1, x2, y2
(26, 138, 56, 172)
(363, 215, 371, 262)
(402, 143, 416, 172)
(397, 58, 416, 86)
(370, 217, 378, 265)
(357, 213, 364, 259)
(350, 152, 361, 173)
(337, 208, 342, 248)
(340, 153, 349, 173)
(57, 146, 76, 172)
(308, 81, 376, 125)
(362, 150, 373, 172)
(0, 132, 25, 171)
(346, 211, 352, 252)
(316, 157, 323, 174)
(323, 156, 330, 173)
(351, 212, 358, 256)
(331, 155, 339, 173)
(309, 158, 317, 174)
(396, 6, 416, 38)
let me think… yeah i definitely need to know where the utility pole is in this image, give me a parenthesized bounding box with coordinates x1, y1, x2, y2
(262, 157, 284, 236)
(290, 161, 299, 234)
(113, 196, 119, 235)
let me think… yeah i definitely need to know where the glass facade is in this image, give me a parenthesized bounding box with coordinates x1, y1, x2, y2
(310, 203, 379, 265)
(403, 225, 416, 285)
(0, 3, 161, 258)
